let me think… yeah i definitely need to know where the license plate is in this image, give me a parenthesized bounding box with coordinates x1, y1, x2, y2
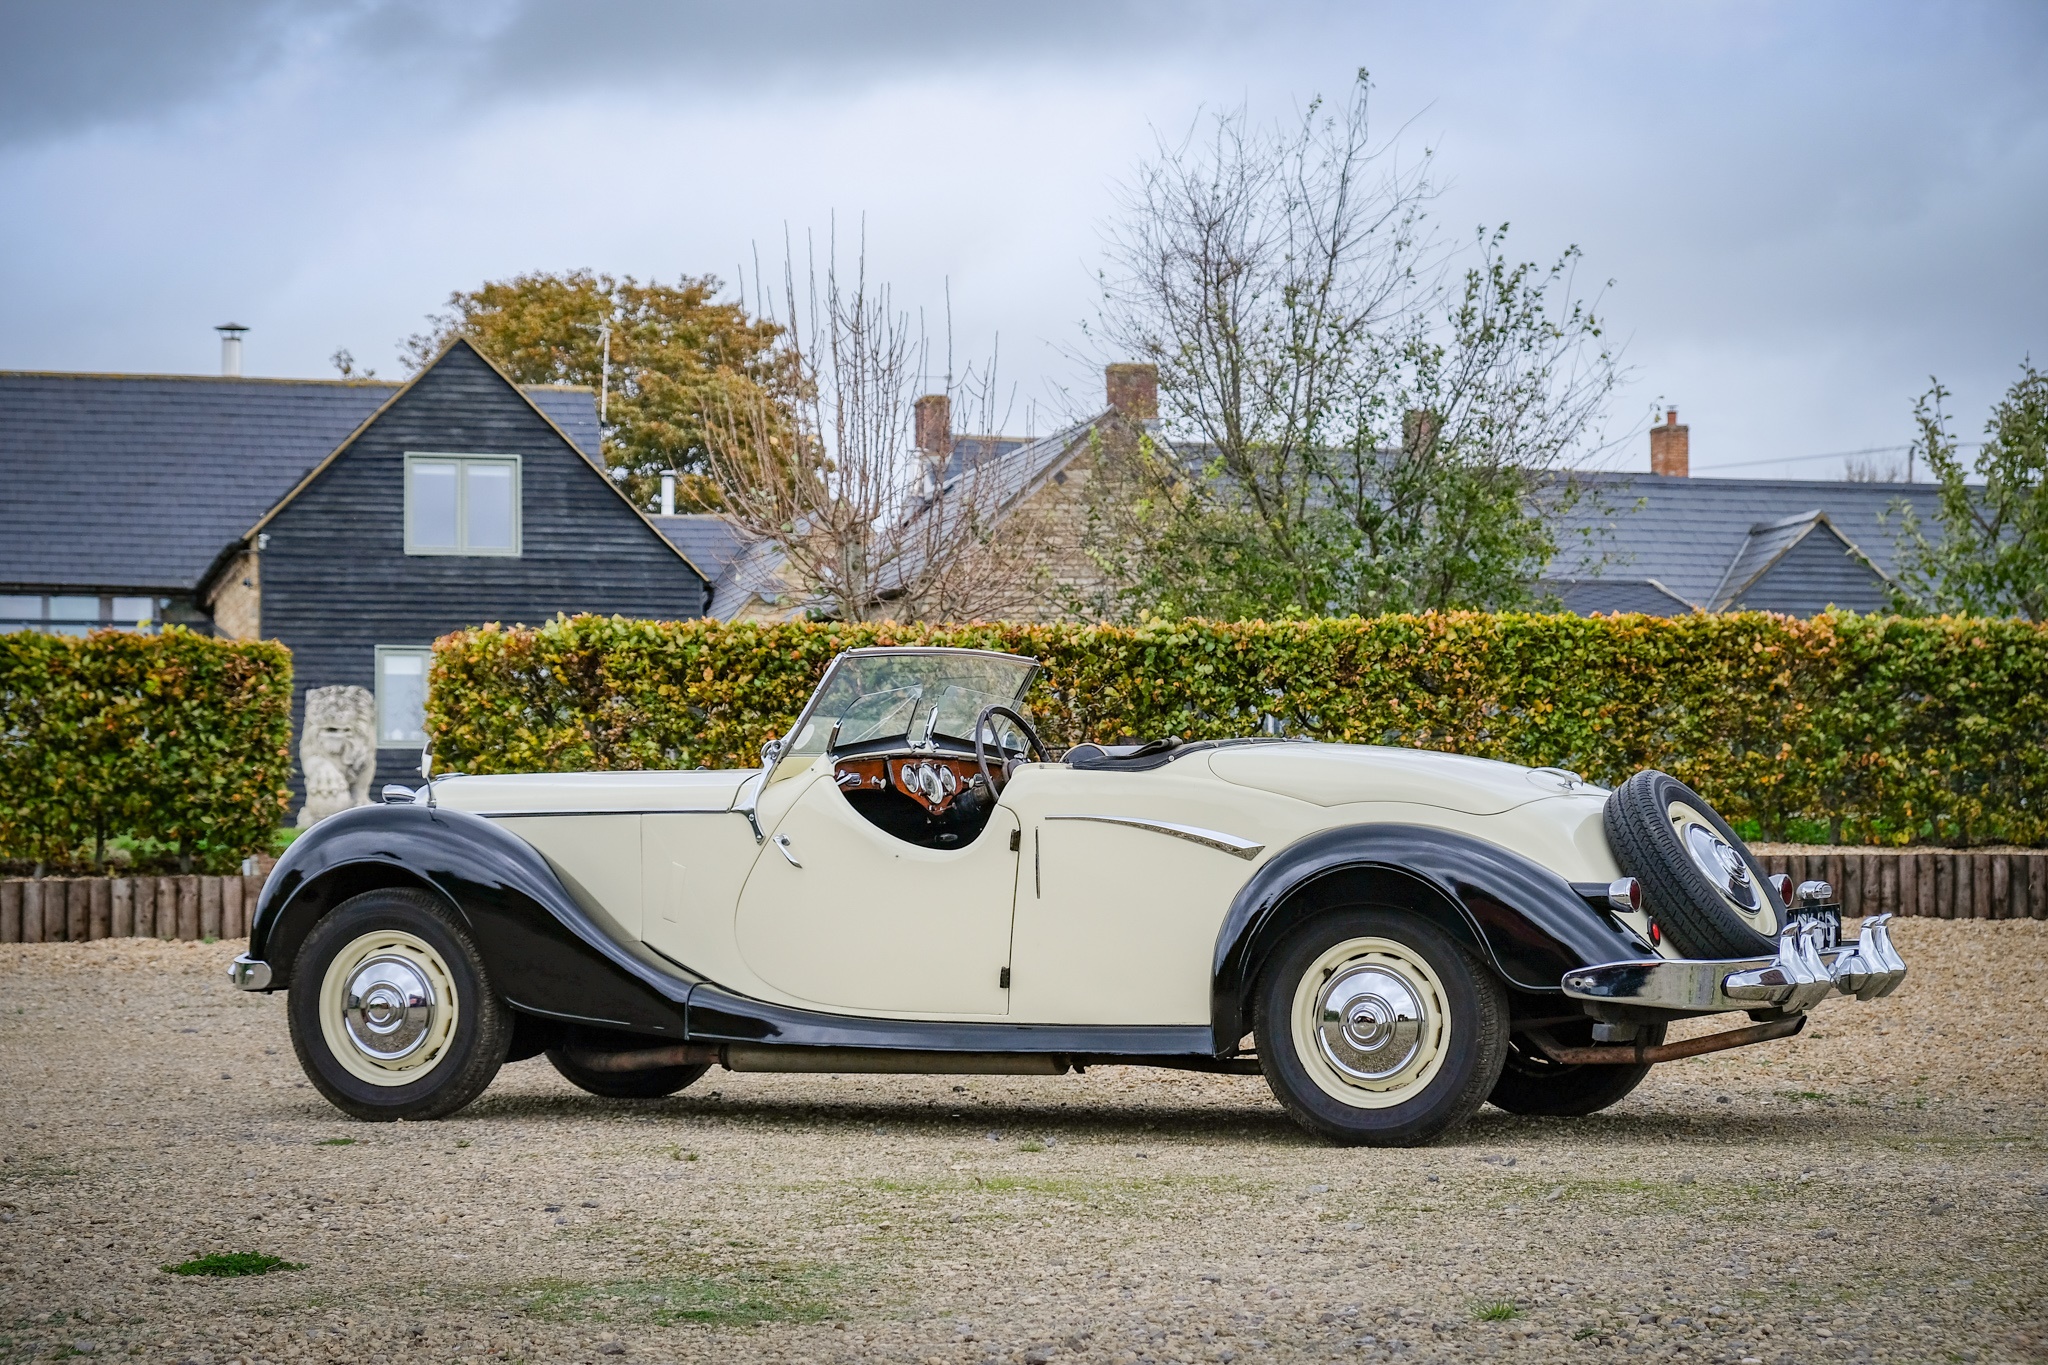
(1791, 907, 1841, 949)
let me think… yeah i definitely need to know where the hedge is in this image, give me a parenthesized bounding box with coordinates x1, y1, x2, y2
(428, 612, 2048, 848)
(0, 628, 293, 872)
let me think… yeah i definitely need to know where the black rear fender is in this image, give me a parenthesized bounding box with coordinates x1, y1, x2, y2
(250, 803, 691, 1036)
(1210, 824, 1646, 1054)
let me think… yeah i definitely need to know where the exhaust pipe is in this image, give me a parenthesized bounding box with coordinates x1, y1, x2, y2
(1528, 1014, 1806, 1066)
(560, 1043, 1071, 1076)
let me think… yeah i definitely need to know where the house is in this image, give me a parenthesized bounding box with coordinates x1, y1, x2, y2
(1540, 410, 1945, 616)
(649, 364, 1158, 622)
(1, 338, 710, 795)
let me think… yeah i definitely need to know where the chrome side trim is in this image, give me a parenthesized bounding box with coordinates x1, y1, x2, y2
(1043, 814, 1264, 860)
(227, 954, 273, 991)
(1561, 914, 1906, 1014)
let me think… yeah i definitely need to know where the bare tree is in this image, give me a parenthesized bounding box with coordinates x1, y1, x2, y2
(708, 232, 1058, 623)
(1089, 70, 1621, 619)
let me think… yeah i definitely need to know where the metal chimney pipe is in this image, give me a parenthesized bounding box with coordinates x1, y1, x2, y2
(216, 323, 248, 377)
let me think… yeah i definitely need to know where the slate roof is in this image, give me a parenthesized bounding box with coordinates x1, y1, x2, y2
(649, 514, 751, 585)
(1544, 471, 1944, 613)
(0, 371, 600, 593)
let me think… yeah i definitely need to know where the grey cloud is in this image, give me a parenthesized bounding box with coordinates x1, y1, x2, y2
(0, 0, 331, 146)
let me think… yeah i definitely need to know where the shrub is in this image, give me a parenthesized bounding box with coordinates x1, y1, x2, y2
(428, 613, 2048, 847)
(0, 627, 293, 871)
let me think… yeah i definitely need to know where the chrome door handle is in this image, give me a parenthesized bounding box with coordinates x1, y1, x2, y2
(772, 833, 802, 868)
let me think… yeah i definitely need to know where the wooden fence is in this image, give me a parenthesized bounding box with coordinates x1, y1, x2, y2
(0, 873, 267, 943)
(1, 846, 2043, 944)
(1752, 847, 2048, 921)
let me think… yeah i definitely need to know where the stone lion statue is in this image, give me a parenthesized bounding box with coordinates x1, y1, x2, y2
(298, 685, 377, 827)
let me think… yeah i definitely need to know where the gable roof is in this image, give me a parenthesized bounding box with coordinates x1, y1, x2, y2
(0, 362, 602, 593)
(1547, 471, 1942, 611)
(1705, 511, 1888, 611)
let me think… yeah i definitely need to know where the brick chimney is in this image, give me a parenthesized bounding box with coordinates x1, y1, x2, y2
(1650, 407, 1689, 477)
(1105, 363, 1158, 421)
(914, 393, 951, 457)
(914, 393, 951, 489)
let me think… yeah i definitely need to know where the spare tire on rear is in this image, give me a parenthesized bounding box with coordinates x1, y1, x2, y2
(1602, 770, 1785, 959)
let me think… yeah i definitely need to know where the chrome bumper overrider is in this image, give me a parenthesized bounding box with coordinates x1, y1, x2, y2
(227, 954, 273, 991)
(1561, 914, 1906, 1014)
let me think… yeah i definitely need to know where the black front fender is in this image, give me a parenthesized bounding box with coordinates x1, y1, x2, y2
(250, 803, 692, 1035)
(1210, 824, 1646, 1053)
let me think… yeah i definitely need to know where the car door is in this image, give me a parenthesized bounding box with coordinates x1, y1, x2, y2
(733, 766, 1021, 1016)
(1000, 763, 1270, 1026)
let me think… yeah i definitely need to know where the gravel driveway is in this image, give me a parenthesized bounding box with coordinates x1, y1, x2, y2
(2, 919, 2043, 1365)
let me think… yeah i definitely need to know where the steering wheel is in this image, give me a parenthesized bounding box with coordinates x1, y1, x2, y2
(973, 705, 1050, 795)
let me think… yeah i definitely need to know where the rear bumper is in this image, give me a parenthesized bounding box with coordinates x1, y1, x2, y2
(1561, 913, 1906, 1014)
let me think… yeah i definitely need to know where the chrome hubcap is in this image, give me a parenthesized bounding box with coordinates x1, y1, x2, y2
(1316, 965, 1426, 1081)
(1289, 936, 1451, 1109)
(317, 929, 461, 1087)
(341, 954, 437, 1062)
(1681, 822, 1758, 910)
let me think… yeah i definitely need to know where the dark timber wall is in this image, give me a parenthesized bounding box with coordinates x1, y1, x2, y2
(258, 340, 709, 796)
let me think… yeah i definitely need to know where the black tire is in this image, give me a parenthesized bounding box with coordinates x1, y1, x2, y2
(547, 1044, 709, 1099)
(1489, 1020, 1668, 1116)
(1604, 770, 1785, 959)
(1255, 909, 1509, 1147)
(287, 888, 511, 1122)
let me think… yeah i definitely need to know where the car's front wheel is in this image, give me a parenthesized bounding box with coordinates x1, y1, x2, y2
(1255, 909, 1508, 1147)
(287, 888, 511, 1121)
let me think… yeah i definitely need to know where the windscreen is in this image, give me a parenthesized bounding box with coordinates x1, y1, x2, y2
(784, 651, 1037, 758)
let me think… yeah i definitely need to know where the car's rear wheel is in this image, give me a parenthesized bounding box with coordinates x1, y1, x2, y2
(544, 1047, 712, 1096)
(1255, 909, 1508, 1147)
(287, 888, 510, 1121)
(1488, 1020, 1668, 1116)
(1604, 770, 1784, 959)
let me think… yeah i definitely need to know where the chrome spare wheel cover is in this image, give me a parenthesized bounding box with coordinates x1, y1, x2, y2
(318, 930, 461, 1088)
(1290, 937, 1451, 1110)
(1670, 801, 1778, 933)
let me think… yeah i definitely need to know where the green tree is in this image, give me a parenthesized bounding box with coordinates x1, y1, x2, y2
(1890, 362, 2048, 620)
(1088, 73, 1617, 620)
(403, 270, 793, 511)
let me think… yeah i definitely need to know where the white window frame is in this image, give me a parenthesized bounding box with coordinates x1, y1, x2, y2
(403, 452, 523, 557)
(373, 645, 435, 749)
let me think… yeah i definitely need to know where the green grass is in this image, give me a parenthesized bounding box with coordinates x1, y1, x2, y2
(1017, 1139, 1047, 1153)
(498, 1269, 837, 1327)
(162, 1252, 305, 1278)
(1573, 1326, 1601, 1340)
(316, 1137, 357, 1146)
(1472, 1300, 1522, 1322)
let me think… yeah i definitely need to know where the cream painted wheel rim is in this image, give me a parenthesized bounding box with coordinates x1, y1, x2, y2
(317, 930, 461, 1088)
(1289, 936, 1451, 1110)
(1667, 800, 1779, 935)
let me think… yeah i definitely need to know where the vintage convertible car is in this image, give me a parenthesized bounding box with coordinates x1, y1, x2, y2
(232, 647, 1906, 1146)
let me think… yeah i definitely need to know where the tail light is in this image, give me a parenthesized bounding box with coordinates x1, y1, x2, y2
(1606, 877, 1642, 913)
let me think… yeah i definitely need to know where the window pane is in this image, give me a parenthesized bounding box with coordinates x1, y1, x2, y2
(465, 462, 517, 551)
(377, 650, 430, 746)
(49, 595, 100, 621)
(111, 596, 155, 627)
(0, 595, 40, 623)
(409, 461, 459, 550)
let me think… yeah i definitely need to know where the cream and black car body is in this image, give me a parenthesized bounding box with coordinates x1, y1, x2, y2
(233, 647, 1906, 1146)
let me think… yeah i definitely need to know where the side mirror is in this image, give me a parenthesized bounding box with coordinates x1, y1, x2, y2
(420, 749, 435, 781)
(760, 737, 785, 770)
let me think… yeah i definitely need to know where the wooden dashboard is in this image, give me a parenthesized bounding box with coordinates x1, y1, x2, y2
(834, 755, 983, 815)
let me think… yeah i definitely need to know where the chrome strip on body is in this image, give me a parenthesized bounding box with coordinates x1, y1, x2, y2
(1042, 814, 1265, 860)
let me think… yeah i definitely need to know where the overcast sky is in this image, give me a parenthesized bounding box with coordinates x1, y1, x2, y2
(3, 0, 2043, 478)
